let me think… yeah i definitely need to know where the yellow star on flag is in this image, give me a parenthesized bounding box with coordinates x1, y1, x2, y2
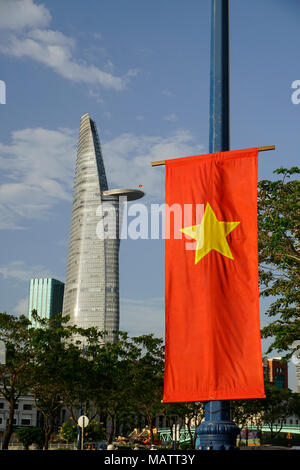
(180, 202, 240, 264)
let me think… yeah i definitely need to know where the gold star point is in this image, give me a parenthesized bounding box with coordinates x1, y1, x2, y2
(180, 202, 240, 264)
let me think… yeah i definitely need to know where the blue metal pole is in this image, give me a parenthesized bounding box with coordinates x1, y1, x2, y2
(196, 0, 240, 450)
(209, 0, 230, 152)
(77, 403, 82, 450)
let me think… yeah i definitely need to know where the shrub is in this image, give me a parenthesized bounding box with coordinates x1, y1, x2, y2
(15, 427, 44, 450)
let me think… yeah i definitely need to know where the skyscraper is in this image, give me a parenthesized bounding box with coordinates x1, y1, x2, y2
(28, 278, 65, 327)
(62, 113, 143, 341)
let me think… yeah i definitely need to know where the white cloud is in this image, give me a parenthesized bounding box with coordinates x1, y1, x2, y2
(0, 1, 130, 91)
(28, 28, 75, 48)
(13, 296, 29, 316)
(162, 89, 174, 97)
(102, 130, 203, 200)
(1, 31, 125, 90)
(88, 89, 104, 104)
(0, 260, 53, 282)
(0, 0, 51, 30)
(0, 126, 76, 229)
(120, 297, 164, 338)
(163, 113, 179, 122)
(103, 111, 112, 119)
(0, 125, 203, 229)
(93, 32, 102, 40)
(125, 68, 141, 78)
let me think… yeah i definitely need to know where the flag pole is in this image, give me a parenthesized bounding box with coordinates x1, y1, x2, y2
(195, 0, 240, 450)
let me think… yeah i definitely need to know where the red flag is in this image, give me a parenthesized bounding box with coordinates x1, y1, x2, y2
(163, 148, 265, 402)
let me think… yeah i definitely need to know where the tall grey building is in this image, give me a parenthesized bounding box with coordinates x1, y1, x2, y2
(62, 113, 143, 341)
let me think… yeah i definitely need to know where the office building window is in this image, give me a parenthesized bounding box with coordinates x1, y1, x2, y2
(21, 419, 31, 425)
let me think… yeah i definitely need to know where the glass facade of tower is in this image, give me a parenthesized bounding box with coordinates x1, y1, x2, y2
(62, 114, 119, 340)
(28, 278, 65, 327)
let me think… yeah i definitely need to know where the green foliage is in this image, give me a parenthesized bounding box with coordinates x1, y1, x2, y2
(129, 334, 165, 418)
(0, 311, 168, 447)
(179, 441, 194, 450)
(59, 420, 77, 443)
(258, 167, 300, 354)
(162, 401, 204, 449)
(27, 312, 88, 449)
(231, 397, 264, 431)
(0, 313, 34, 449)
(83, 332, 165, 444)
(15, 427, 44, 450)
(0, 313, 32, 383)
(233, 381, 300, 439)
(259, 382, 299, 437)
(84, 421, 106, 442)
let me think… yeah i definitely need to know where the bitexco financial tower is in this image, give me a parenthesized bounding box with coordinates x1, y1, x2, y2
(62, 113, 143, 341)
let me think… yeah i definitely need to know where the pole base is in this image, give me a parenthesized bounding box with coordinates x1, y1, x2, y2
(196, 420, 240, 450)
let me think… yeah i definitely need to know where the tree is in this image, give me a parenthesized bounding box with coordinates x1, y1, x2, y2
(162, 401, 204, 449)
(84, 332, 165, 445)
(85, 331, 141, 444)
(129, 335, 165, 444)
(59, 420, 78, 444)
(231, 398, 264, 444)
(54, 328, 94, 424)
(232, 382, 300, 443)
(15, 426, 43, 450)
(258, 167, 300, 355)
(162, 402, 188, 444)
(183, 402, 204, 449)
(84, 421, 106, 443)
(59, 419, 105, 445)
(0, 313, 33, 449)
(259, 382, 296, 438)
(28, 311, 85, 449)
(288, 391, 300, 419)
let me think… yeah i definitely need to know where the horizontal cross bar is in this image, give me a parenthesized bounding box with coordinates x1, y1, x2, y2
(151, 145, 275, 167)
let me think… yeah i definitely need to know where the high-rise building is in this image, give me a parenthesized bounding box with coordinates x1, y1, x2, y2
(263, 357, 288, 389)
(28, 278, 65, 327)
(62, 113, 143, 341)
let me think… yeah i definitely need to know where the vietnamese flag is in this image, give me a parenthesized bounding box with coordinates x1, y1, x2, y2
(163, 148, 265, 402)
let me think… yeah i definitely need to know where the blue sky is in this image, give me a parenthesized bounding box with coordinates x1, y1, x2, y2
(0, 0, 299, 390)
